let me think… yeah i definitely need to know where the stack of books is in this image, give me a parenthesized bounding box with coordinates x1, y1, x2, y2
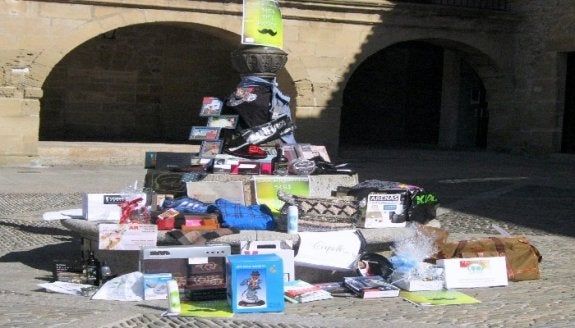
(344, 275, 400, 299)
(284, 280, 333, 303)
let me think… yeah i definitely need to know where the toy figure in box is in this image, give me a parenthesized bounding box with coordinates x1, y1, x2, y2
(238, 270, 265, 306)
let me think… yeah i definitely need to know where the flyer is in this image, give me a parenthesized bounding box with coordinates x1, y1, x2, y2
(98, 224, 158, 250)
(253, 176, 309, 215)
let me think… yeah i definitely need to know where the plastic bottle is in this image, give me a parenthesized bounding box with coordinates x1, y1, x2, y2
(99, 261, 113, 285)
(167, 279, 181, 314)
(287, 205, 299, 234)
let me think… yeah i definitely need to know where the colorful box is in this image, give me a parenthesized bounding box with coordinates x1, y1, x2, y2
(227, 254, 284, 313)
(437, 256, 508, 289)
(143, 273, 172, 300)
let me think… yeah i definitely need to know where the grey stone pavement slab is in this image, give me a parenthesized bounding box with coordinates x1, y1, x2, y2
(1, 149, 574, 327)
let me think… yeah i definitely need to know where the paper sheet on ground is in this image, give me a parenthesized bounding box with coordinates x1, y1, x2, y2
(162, 299, 234, 318)
(401, 290, 481, 306)
(42, 208, 83, 221)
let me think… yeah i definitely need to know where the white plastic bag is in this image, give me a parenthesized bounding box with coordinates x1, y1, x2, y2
(92, 271, 144, 301)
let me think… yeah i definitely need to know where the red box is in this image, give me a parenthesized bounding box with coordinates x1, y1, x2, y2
(156, 217, 175, 230)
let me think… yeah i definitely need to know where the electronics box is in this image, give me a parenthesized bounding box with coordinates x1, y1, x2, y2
(82, 193, 148, 222)
(139, 244, 231, 301)
(143, 273, 172, 300)
(361, 191, 408, 228)
(437, 256, 508, 289)
(227, 254, 285, 313)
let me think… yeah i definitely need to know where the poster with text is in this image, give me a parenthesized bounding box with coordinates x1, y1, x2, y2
(242, 0, 283, 48)
(253, 176, 309, 215)
(98, 224, 158, 250)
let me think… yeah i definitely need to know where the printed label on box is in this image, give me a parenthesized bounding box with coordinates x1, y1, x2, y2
(438, 256, 508, 289)
(363, 192, 407, 228)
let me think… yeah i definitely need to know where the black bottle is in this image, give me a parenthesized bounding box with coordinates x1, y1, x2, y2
(85, 251, 100, 286)
(271, 144, 289, 175)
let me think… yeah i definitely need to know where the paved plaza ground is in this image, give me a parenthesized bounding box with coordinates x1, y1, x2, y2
(0, 149, 574, 327)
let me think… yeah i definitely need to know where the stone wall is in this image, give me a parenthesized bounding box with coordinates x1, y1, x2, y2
(0, 0, 573, 165)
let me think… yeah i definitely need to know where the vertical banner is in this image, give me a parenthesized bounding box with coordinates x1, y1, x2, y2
(242, 0, 284, 49)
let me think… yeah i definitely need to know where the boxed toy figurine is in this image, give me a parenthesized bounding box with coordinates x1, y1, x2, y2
(227, 254, 284, 313)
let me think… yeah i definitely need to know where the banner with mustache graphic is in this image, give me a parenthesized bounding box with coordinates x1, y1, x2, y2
(242, 0, 283, 49)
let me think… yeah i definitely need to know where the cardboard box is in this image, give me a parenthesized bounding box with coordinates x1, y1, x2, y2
(227, 254, 284, 313)
(361, 191, 408, 228)
(437, 257, 508, 289)
(143, 273, 172, 300)
(140, 244, 231, 301)
(240, 240, 295, 282)
(82, 193, 148, 222)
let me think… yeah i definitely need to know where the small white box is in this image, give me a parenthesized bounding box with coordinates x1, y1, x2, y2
(437, 256, 508, 289)
(143, 273, 172, 300)
(240, 240, 295, 282)
(82, 193, 147, 221)
(391, 272, 444, 291)
(362, 192, 407, 228)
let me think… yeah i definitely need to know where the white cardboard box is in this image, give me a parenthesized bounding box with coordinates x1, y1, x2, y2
(437, 256, 508, 289)
(390, 271, 444, 291)
(240, 240, 295, 282)
(82, 193, 147, 221)
(362, 192, 407, 228)
(143, 273, 172, 300)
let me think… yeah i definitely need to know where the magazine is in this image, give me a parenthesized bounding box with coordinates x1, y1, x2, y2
(284, 280, 333, 303)
(344, 276, 400, 299)
(401, 290, 481, 306)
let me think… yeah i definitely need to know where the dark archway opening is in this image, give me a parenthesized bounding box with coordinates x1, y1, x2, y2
(562, 52, 575, 153)
(339, 40, 488, 150)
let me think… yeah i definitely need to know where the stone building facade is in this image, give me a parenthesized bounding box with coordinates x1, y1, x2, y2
(0, 0, 574, 165)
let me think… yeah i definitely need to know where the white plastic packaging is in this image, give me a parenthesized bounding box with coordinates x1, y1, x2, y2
(167, 279, 181, 314)
(287, 205, 299, 234)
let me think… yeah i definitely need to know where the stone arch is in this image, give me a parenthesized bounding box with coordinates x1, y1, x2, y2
(34, 10, 298, 145)
(339, 37, 508, 150)
(31, 10, 244, 89)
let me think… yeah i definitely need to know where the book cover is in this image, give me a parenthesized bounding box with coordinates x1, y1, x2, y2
(400, 290, 481, 306)
(344, 276, 400, 298)
(314, 281, 357, 297)
(200, 97, 223, 117)
(284, 280, 333, 303)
